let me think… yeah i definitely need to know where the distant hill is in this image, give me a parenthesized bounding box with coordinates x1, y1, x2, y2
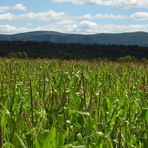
(0, 31, 148, 46)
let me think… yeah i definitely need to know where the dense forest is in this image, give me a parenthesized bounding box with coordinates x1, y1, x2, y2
(0, 41, 148, 61)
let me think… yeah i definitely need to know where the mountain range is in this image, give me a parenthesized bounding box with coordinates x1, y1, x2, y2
(0, 31, 148, 46)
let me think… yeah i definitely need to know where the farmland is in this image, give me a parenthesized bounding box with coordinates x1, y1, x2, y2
(0, 58, 148, 147)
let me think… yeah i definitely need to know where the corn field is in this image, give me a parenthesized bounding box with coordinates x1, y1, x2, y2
(0, 58, 148, 148)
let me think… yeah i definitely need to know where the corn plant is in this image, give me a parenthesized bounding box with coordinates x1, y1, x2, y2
(0, 58, 148, 147)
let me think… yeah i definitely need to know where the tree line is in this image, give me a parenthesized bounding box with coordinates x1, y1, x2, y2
(0, 41, 148, 61)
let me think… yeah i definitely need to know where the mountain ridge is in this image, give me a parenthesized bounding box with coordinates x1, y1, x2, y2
(0, 31, 148, 46)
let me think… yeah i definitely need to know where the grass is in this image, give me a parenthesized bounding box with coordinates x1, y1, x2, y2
(0, 58, 148, 148)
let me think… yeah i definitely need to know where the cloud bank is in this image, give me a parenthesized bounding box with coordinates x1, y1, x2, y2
(0, 11, 67, 22)
(1, 21, 148, 34)
(1, 10, 148, 22)
(51, 0, 148, 9)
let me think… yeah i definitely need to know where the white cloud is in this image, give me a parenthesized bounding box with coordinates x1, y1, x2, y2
(79, 13, 128, 20)
(51, 0, 148, 9)
(36, 20, 77, 33)
(131, 12, 148, 21)
(0, 13, 15, 21)
(77, 20, 98, 29)
(0, 6, 11, 12)
(17, 10, 66, 21)
(0, 25, 34, 34)
(12, 4, 27, 11)
(0, 25, 16, 33)
(0, 4, 26, 12)
(1, 21, 148, 34)
(51, 0, 103, 5)
(0, 10, 67, 22)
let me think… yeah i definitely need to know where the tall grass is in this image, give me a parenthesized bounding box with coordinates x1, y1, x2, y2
(0, 58, 148, 147)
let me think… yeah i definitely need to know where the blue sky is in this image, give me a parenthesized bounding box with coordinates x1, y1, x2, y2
(0, 0, 148, 34)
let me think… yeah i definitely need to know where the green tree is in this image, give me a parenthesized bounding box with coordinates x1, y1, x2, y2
(131, 56, 138, 62)
(117, 57, 125, 62)
(124, 55, 132, 62)
(141, 58, 148, 62)
(21, 52, 28, 59)
(7, 52, 17, 58)
(17, 52, 22, 58)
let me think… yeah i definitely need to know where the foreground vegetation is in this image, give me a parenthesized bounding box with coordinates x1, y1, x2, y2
(0, 58, 148, 148)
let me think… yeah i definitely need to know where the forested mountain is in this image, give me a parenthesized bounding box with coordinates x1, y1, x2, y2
(0, 31, 148, 46)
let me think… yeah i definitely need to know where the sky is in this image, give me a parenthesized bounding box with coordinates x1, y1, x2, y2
(0, 0, 148, 34)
